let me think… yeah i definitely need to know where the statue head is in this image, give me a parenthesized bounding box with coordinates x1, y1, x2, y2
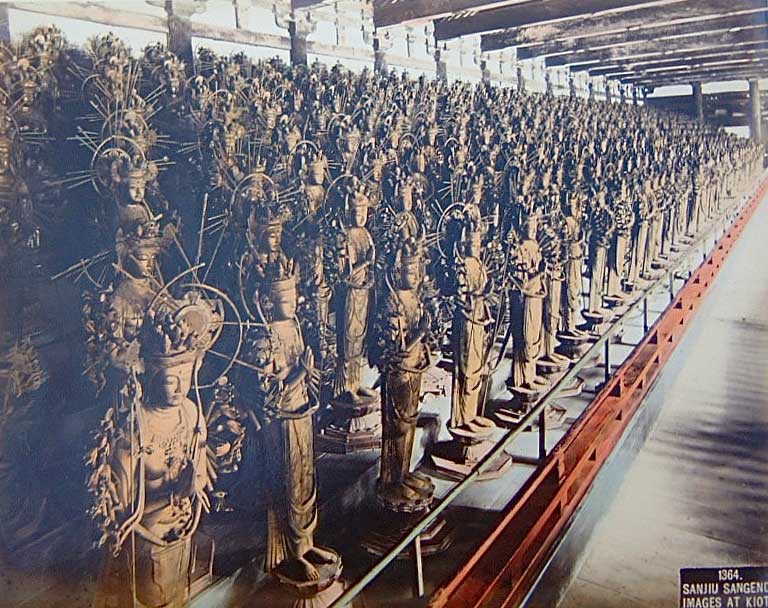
(347, 185, 370, 228)
(398, 240, 423, 290)
(116, 205, 162, 279)
(142, 292, 223, 399)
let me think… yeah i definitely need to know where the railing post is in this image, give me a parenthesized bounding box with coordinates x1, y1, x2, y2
(643, 297, 649, 333)
(412, 536, 425, 598)
(538, 409, 547, 461)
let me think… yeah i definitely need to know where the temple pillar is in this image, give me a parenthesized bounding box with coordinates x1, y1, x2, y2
(749, 79, 762, 143)
(289, 19, 308, 65)
(692, 81, 704, 123)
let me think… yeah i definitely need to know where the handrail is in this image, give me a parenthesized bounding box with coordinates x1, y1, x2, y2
(331, 173, 765, 607)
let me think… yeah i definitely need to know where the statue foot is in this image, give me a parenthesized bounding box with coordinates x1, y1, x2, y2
(404, 471, 434, 493)
(305, 546, 338, 566)
(296, 556, 321, 582)
(357, 386, 377, 398)
(379, 481, 432, 510)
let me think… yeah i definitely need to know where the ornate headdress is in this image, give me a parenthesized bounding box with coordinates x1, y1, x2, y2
(141, 292, 223, 370)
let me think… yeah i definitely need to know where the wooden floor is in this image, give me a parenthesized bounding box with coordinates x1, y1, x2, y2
(557, 191, 768, 608)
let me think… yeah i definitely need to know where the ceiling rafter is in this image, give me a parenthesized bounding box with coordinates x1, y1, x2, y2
(481, 0, 763, 51)
(433, 0, 657, 41)
(544, 26, 768, 67)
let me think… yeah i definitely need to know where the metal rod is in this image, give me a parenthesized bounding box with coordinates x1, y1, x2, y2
(329, 176, 762, 608)
(538, 409, 547, 461)
(642, 297, 649, 333)
(604, 339, 610, 385)
(412, 535, 425, 598)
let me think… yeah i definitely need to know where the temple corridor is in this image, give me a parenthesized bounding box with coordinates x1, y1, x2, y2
(555, 190, 768, 608)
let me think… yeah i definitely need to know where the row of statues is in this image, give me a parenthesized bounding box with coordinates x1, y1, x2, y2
(0, 26, 762, 608)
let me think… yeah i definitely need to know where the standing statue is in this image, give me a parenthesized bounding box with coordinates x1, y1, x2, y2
(583, 188, 614, 329)
(558, 184, 588, 342)
(508, 210, 548, 395)
(375, 239, 435, 510)
(90, 293, 222, 608)
(254, 272, 343, 601)
(432, 202, 511, 476)
(606, 179, 634, 304)
(332, 184, 377, 406)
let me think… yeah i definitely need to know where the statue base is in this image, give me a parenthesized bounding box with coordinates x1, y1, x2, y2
(429, 427, 512, 481)
(537, 353, 571, 376)
(640, 268, 665, 282)
(361, 505, 453, 559)
(376, 471, 435, 514)
(494, 401, 567, 430)
(603, 293, 629, 308)
(273, 553, 343, 608)
(556, 330, 590, 360)
(581, 310, 611, 336)
(317, 394, 381, 454)
(494, 382, 548, 426)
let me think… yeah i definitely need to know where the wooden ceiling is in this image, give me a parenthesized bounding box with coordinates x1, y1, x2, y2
(370, 0, 768, 87)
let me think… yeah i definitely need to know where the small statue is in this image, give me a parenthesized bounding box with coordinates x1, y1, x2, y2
(606, 179, 634, 303)
(583, 188, 614, 326)
(447, 204, 496, 432)
(375, 239, 434, 511)
(508, 210, 548, 393)
(253, 273, 343, 598)
(332, 183, 376, 406)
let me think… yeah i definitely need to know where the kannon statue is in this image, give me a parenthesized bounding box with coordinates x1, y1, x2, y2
(332, 183, 376, 406)
(254, 272, 342, 598)
(90, 292, 222, 608)
(509, 209, 548, 393)
(376, 239, 434, 512)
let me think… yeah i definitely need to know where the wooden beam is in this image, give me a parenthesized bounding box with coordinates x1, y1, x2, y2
(596, 49, 768, 78)
(545, 25, 768, 66)
(9, 1, 169, 33)
(373, 0, 513, 29)
(434, 0, 654, 41)
(482, 0, 763, 51)
(187, 20, 290, 50)
(574, 44, 768, 73)
(628, 64, 768, 86)
(519, 13, 767, 61)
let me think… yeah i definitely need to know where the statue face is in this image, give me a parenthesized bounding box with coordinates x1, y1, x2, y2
(401, 259, 421, 290)
(311, 162, 324, 184)
(265, 225, 282, 252)
(526, 215, 538, 239)
(127, 251, 155, 278)
(151, 371, 181, 404)
(352, 203, 368, 227)
(127, 179, 146, 204)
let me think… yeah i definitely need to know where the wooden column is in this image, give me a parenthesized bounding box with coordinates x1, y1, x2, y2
(749, 79, 762, 143)
(480, 59, 491, 84)
(692, 81, 704, 123)
(373, 34, 388, 74)
(166, 0, 195, 65)
(289, 19, 308, 65)
(435, 48, 447, 81)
